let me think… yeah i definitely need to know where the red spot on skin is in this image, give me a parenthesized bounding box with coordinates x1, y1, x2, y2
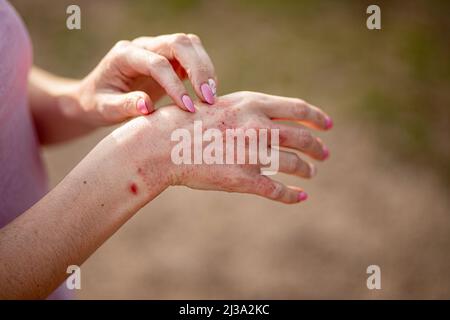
(129, 183, 138, 195)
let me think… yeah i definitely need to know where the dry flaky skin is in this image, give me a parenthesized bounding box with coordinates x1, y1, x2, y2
(13, 0, 449, 300)
(72, 122, 450, 300)
(116, 91, 331, 205)
(0, 90, 328, 298)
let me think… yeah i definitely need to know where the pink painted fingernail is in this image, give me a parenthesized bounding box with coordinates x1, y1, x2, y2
(182, 94, 195, 113)
(298, 191, 308, 202)
(208, 78, 217, 96)
(201, 82, 215, 104)
(137, 99, 150, 115)
(325, 117, 333, 129)
(322, 146, 330, 160)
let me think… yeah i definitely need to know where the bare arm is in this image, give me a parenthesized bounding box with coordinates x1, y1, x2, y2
(0, 128, 165, 298)
(28, 67, 95, 144)
(0, 92, 332, 299)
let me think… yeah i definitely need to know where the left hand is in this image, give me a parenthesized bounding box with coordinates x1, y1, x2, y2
(64, 33, 217, 126)
(110, 91, 333, 204)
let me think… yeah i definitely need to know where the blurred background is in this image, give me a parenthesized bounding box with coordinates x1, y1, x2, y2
(10, 0, 450, 298)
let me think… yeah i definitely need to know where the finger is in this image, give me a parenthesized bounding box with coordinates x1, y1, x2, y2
(241, 174, 308, 204)
(97, 91, 154, 122)
(187, 34, 218, 97)
(274, 124, 330, 160)
(133, 34, 217, 104)
(278, 150, 316, 178)
(255, 93, 333, 130)
(111, 42, 195, 113)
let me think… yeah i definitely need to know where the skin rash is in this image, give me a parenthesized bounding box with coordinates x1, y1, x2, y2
(0, 19, 334, 297)
(170, 120, 280, 174)
(129, 183, 138, 195)
(0, 91, 331, 298)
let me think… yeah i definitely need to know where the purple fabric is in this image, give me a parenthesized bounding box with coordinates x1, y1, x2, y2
(0, 0, 72, 299)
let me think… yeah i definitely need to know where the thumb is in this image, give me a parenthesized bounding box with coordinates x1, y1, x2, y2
(112, 91, 154, 117)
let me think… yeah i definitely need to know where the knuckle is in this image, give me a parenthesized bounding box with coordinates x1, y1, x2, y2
(235, 91, 259, 106)
(187, 33, 201, 44)
(286, 155, 300, 173)
(297, 129, 313, 149)
(236, 90, 255, 97)
(293, 99, 310, 118)
(123, 95, 136, 114)
(195, 64, 210, 77)
(165, 81, 184, 94)
(171, 33, 191, 46)
(252, 92, 269, 105)
(220, 173, 251, 191)
(114, 40, 131, 49)
(110, 40, 131, 60)
(266, 182, 284, 200)
(131, 36, 146, 44)
(247, 91, 264, 99)
(243, 118, 262, 131)
(149, 55, 170, 69)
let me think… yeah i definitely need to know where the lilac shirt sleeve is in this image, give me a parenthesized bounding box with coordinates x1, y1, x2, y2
(0, 0, 73, 300)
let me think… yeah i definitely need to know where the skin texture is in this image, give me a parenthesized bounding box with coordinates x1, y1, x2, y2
(141, 92, 332, 202)
(0, 91, 331, 299)
(2, 30, 332, 298)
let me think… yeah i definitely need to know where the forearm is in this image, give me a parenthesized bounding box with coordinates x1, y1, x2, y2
(0, 129, 166, 299)
(28, 67, 94, 145)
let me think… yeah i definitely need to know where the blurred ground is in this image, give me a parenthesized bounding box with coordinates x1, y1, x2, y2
(10, 0, 450, 298)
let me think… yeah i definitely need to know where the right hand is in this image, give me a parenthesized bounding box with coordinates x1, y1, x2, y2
(62, 33, 217, 127)
(111, 91, 333, 204)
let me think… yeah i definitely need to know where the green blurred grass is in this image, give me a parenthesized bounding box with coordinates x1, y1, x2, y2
(11, 0, 450, 184)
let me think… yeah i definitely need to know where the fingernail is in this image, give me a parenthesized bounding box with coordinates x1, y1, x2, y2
(298, 191, 308, 202)
(137, 98, 150, 115)
(322, 146, 330, 160)
(182, 95, 195, 113)
(201, 82, 215, 104)
(208, 78, 217, 96)
(325, 117, 333, 129)
(309, 164, 317, 177)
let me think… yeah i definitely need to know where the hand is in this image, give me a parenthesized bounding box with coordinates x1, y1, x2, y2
(114, 91, 333, 204)
(64, 33, 217, 126)
(0, 91, 332, 298)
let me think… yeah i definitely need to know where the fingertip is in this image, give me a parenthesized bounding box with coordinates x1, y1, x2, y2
(137, 98, 150, 115)
(325, 116, 333, 130)
(181, 94, 196, 113)
(200, 82, 215, 104)
(297, 191, 308, 202)
(208, 78, 217, 96)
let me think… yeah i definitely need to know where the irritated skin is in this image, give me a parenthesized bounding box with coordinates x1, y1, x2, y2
(0, 91, 332, 299)
(1, 34, 333, 298)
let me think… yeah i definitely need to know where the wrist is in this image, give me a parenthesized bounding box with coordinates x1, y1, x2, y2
(106, 117, 173, 202)
(55, 79, 96, 127)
